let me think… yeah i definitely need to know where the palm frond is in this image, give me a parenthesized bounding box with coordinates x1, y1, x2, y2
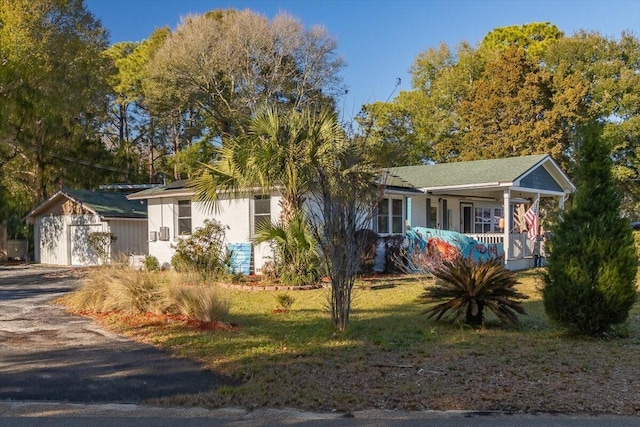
(420, 256, 528, 326)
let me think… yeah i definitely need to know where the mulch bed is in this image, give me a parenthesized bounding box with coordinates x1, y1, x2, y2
(79, 311, 240, 332)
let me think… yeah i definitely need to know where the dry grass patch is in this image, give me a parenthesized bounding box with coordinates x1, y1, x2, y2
(63, 266, 231, 323)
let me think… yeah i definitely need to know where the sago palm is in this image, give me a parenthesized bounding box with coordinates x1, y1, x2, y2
(419, 256, 528, 327)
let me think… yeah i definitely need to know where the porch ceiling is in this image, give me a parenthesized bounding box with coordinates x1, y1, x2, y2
(426, 185, 565, 200)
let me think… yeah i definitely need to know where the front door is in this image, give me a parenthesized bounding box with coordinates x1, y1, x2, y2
(461, 203, 473, 233)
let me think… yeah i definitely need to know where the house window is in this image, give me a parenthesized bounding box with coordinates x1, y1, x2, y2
(177, 200, 192, 236)
(377, 198, 389, 234)
(442, 199, 448, 230)
(474, 207, 503, 233)
(253, 195, 271, 235)
(377, 198, 403, 234)
(426, 198, 438, 228)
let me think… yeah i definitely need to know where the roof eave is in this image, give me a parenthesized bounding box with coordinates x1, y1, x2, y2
(127, 188, 195, 200)
(420, 182, 507, 193)
(23, 191, 98, 223)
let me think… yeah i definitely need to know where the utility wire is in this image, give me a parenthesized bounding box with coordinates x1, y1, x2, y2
(3, 139, 135, 174)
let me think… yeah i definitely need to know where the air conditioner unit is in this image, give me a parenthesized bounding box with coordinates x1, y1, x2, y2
(159, 227, 170, 241)
(149, 231, 158, 242)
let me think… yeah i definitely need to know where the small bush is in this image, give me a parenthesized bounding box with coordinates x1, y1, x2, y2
(144, 255, 159, 272)
(171, 219, 231, 279)
(419, 256, 528, 327)
(276, 293, 295, 311)
(355, 229, 379, 274)
(384, 235, 406, 273)
(254, 213, 320, 286)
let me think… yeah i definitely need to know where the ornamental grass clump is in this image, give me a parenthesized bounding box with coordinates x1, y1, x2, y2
(65, 266, 232, 323)
(167, 285, 231, 323)
(65, 265, 165, 314)
(419, 256, 528, 327)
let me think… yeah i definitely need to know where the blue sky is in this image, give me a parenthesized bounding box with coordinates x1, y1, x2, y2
(85, 0, 639, 121)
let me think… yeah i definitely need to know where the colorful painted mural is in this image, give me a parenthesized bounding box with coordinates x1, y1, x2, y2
(405, 227, 504, 265)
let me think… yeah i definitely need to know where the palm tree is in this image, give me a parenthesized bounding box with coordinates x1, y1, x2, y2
(191, 106, 345, 225)
(253, 210, 320, 286)
(190, 105, 345, 286)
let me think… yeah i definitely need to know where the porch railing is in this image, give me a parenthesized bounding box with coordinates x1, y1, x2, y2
(465, 232, 542, 260)
(467, 232, 503, 244)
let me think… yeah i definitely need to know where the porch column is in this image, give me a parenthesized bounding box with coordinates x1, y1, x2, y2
(503, 189, 511, 265)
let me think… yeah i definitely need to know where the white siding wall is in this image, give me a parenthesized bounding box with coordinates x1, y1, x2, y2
(409, 196, 428, 228)
(36, 214, 104, 265)
(147, 198, 178, 267)
(147, 193, 281, 272)
(108, 218, 148, 261)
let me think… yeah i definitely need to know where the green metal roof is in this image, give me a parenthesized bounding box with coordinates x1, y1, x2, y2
(130, 176, 422, 199)
(63, 189, 147, 218)
(389, 154, 549, 189)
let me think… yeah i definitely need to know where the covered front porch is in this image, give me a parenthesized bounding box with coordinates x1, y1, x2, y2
(460, 186, 560, 271)
(391, 155, 575, 271)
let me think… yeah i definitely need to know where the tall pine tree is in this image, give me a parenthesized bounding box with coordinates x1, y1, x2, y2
(543, 123, 637, 336)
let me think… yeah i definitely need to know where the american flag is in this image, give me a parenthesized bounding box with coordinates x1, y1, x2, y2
(525, 198, 540, 241)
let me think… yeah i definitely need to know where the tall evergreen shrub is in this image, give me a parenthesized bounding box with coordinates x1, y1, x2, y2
(543, 124, 637, 336)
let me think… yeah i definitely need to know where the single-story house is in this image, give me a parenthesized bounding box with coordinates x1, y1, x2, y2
(127, 154, 574, 272)
(25, 189, 149, 266)
(126, 178, 422, 272)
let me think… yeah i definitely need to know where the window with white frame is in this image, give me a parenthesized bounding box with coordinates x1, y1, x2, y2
(474, 207, 503, 233)
(377, 197, 403, 234)
(177, 200, 192, 236)
(253, 195, 271, 235)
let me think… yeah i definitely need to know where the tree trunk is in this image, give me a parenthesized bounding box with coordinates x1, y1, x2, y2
(331, 276, 354, 332)
(466, 299, 485, 327)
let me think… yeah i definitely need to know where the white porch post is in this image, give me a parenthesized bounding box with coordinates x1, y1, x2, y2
(503, 189, 511, 266)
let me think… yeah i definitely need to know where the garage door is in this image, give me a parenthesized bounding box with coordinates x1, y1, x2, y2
(70, 224, 103, 266)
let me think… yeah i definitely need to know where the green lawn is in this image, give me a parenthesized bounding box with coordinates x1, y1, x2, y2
(75, 269, 640, 414)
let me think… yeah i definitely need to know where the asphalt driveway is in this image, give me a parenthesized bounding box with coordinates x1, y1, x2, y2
(0, 264, 235, 403)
